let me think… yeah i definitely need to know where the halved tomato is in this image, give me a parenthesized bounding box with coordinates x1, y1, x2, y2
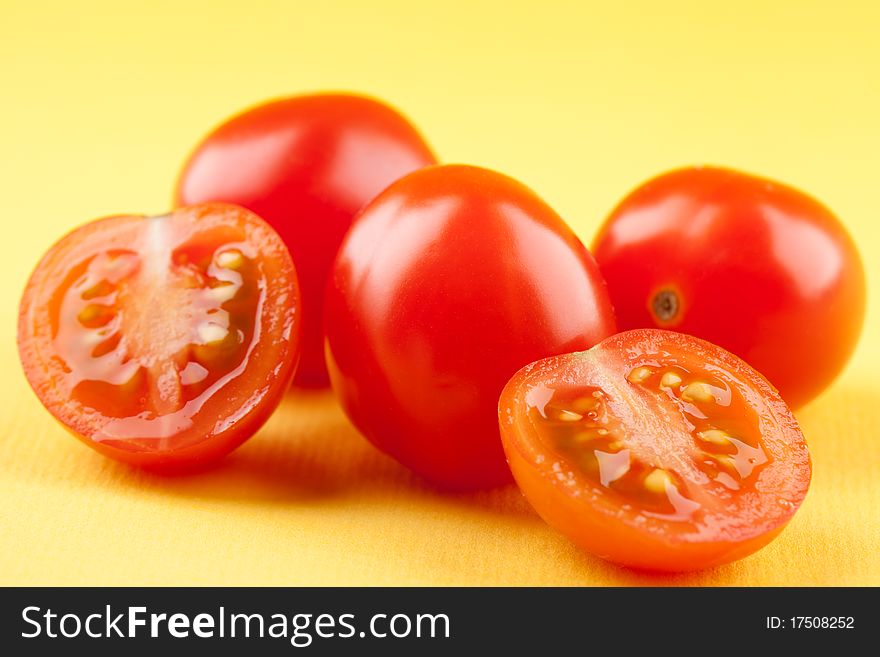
(499, 329, 811, 572)
(18, 203, 301, 468)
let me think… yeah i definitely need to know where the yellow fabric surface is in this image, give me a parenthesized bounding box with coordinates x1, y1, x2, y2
(1, 0, 879, 586)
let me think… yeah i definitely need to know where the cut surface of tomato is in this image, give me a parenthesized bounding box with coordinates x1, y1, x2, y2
(499, 329, 811, 571)
(18, 203, 301, 467)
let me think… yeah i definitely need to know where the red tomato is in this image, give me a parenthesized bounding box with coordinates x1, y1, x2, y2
(325, 164, 616, 489)
(592, 166, 865, 409)
(175, 93, 437, 387)
(499, 329, 811, 572)
(17, 203, 301, 468)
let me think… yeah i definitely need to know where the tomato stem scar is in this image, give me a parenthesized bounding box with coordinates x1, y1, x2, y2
(651, 288, 680, 323)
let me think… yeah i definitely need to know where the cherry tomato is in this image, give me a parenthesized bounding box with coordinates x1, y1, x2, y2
(499, 328, 811, 572)
(17, 203, 301, 468)
(591, 166, 865, 409)
(325, 164, 616, 489)
(175, 93, 437, 387)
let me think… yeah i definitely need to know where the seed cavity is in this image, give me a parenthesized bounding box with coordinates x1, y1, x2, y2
(660, 371, 682, 389)
(82, 280, 115, 300)
(627, 366, 653, 383)
(696, 429, 732, 446)
(570, 396, 599, 414)
(572, 431, 594, 444)
(77, 304, 115, 328)
(644, 468, 673, 494)
(682, 381, 715, 403)
(557, 410, 583, 422)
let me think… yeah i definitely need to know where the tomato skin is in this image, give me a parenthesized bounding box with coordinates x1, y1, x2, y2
(325, 164, 616, 490)
(175, 93, 437, 387)
(499, 329, 811, 572)
(592, 166, 866, 408)
(505, 440, 788, 571)
(17, 203, 301, 469)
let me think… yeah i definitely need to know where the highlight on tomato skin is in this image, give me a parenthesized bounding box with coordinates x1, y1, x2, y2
(591, 165, 866, 409)
(325, 163, 617, 490)
(175, 92, 438, 389)
(17, 203, 302, 470)
(498, 329, 811, 572)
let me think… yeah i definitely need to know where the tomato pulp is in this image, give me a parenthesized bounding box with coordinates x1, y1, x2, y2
(592, 166, 865, 408)
(325, 164, 616, 489)
(18, 203, 301, 468)
(499, 329, 811, 571)
(175, 93, 437, 387)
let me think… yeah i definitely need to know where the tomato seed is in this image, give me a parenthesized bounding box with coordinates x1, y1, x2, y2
(643, 468, 673, 493)
(682, 381, 715, 403)
(696, 428, 732, 446)
(627, 366, 653, 383)
(660, 371, 682, 389)
(215, 249, 244, 269)
(207, 282, 238, 303)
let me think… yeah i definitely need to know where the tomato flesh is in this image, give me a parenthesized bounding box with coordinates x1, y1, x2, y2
(499, 329, 811, 571)
(18, 203, 301, 467)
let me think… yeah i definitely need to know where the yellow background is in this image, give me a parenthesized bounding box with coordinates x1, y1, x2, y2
(2, 0, 878, 586)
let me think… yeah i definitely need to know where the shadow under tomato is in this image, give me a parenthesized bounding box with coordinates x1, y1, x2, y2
(88, 379, 873, 585)
(131, 390, 405, 503)
(121, 390, 535, 518)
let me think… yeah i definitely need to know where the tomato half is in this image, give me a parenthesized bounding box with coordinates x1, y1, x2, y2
(499, 329, 811, 572)
(591, 166, 866, 409)
(17, 203, 301, 468)
(325, 164, 616, 489)
(175, 93, 437, 387)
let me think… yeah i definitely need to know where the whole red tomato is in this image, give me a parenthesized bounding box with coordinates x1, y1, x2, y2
(325, 164, 616, 489)
(592, 166, 865, 409)
(175, 93, 437, 387)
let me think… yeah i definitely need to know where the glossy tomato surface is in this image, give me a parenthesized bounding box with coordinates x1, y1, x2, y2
(500, 329, 811, 572)
(592, 166, 865, 408)
(175, 93, 437, 387)
(325, 164, 616, 489)
(18, 203, 301, 468)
